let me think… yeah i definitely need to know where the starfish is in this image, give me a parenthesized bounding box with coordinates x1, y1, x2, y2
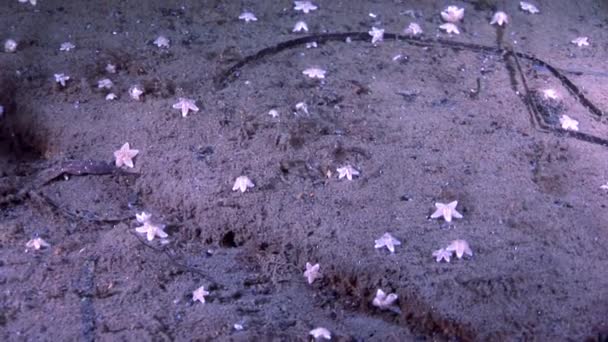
(430, 201, 463, 223)
(106, 93, 118, 101)
(432, 248, 452, 263)
(18, 0, 36, 5)
(446, 239, 473, 259)
(559, 115, 579, 131)
(571, 37, 589, 47)
(303, 67, 326, 79)
(520, 1, 540, 14)
(192, 285, 209, 304)
(135, 220, 168, 241)
(54, 73, 70, 87)
(26, 237, 50, 250)
(490, 11, 509, 26)
(309, 327, 331, 340)
(293, 21, 308, 33)
(136, 211, 152, 224)
(268, 109, 279, 118)
(404, 22, 423, 36)
(60, 42, 75, 52)
(113, 142, 139, 168)
(369, 27, 384, 44)
(172, 98, 199, 117)
(441, 6, 464, 23)
(294, 1, 317, 14)
(439, 23, 460, 35)
(153, 35, 170, 48)
(97, 78, 113, 89)
(372, 289, 398, 309)
(336, 165, 359, 181)
(129, 85, 144, 100)
(105, 63, 117, 74)
(542, 88, 559, 100)
(374, 233, 401, 253)
(600, 183, 608, 190)
(4, 39, 17, 53)
(232, 176, 254, 193)
(303, 262, 322, 284)
(238, 12, 257, 22)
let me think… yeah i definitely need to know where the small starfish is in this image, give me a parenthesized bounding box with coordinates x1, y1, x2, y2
(135, 220, 168, 241)
(268, 109, 279, 118)
(336, 165, 359, 181)
(404, 22, 423, 36)
(129, 85, 144, 100)
(18, 0, 36, 6)
(192, 285, 209, 304)
(26, 237, 50, 250)
(105, 63, 117, 74)
(153, 35, 170, 48)
(600, 183, 608, 190)
(369, 27, 384, 44)
(105, 93, 118, 101)
(374, 233, 401, 253)
(113, 142, 139, 168)
(446, 239, 473, 259)
(430, 201, 463, 223)
(303, 67, 326, 79)
(172, 98, 199, 117)
(294, 1, 317, 14)
(238, 12, 257, 22)
(136, 211, 152, 224)
(303, 262, 322, 284)
(309, 327, 331, 340)
(559, 115, 579, 131)
(293, 21, 308, 33)
(372, 289, 398, 309)
(441, 6, 464, 23)
(490, 11, 509, 26)
(60, 42, 75, 52)
(97, 78, 113, 89)
(232, 176, 254, 193)
(54, 73, 70, 87)
(4, 39, 17, 53)
(439, 23, 460, 35)
(571, 37, 589, 47)
(520, 1, 540, 14)
(432, 248, 452, 263)
(542, 88, 559, 100)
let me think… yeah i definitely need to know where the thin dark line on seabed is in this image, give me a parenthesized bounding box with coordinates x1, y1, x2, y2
(215, 32, 608, 148)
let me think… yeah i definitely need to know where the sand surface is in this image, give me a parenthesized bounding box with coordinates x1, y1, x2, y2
(1, 0, 608, 340)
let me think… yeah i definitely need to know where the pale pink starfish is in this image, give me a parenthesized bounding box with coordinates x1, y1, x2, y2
(294, 1, 317, 14)
(172, 98, 199, 117)
(192, 285, 209, 304)
(446, 239, 473, 259)
(374, 233, 401, 253)
(232, 176, 254, 193)
(430, 201, 463, 223)
(372, 289, 398, 309)
(432, 248, 452, 263)
(26, 237, 50, 250)
(309, 327, 331, 340)
(441, 6, 464, 23)
(113, 143, 139, 168)
(303, 262, 322, 284)
(135, 215, 168, 241)
(336, 165, 359, 181)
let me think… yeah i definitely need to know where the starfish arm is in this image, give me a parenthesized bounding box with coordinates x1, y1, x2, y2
(453, 210, 463, 219)
(135, 226, 147, 234)
(444, 210, 452, 222)
(146, 230, 155, 241)
(430, 209, 443, 219)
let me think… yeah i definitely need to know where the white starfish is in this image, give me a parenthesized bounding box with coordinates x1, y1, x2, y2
(432, 248, 452, 263)
(303, 67, 326, 79)
(542, 88, 559, 100)
(441, 6, 464, 23)
(293, 21, 309, 33)
(303, 262, 322, 284)
(105, 63, 117, 74)
(490, 11, 509, 26)
(294, 1, 317, 14)
(600, 183, 608, 190)
(153, 35, 170, 48)
(105, 93, 118, 101)
(439, 23, 460, 35)
(135, 220, 168, 241)
(60, 42, 75, 52)
(18, 0, 36, 6)
(268, 109, 279, 118)
(369, 27, 384, 44)
(309, 327, 331, 340)
(372, 289, 398, 309)
(172, 98, 199, 117)
(430, 201, 463, 222)
(374, 233, 401, 253)
(113, 142, 139, 168)
(404, 22, 423, 36)
(26, 237, 50, 250)
(136, 211, 152, 224)
(571, 36, 589, 47)
(446, 239, 473, 259)
(520, 1, 539, 14)
(97, 78, 113, 89)
(336, 165, 359, 181)
(129, 85, 144, 100)
(232, 176, 254, 193)
(238, 12, 257, 22)
(192, 285, 209, 304)
(4, 39, 17, 53)
(54, 73, 70, 87)
(560, 115, 579, 131)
